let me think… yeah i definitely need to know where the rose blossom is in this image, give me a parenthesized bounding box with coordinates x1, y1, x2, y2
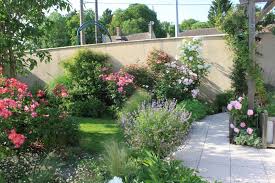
(247, 128, 254, 135)
(230, 123, 235, 129)
(247, 109, 254, 116)
(227, 104, 233, 111)
(234, 102, 242, 110)
(240, 122, 246, 128)
(8, 129, 26, 148)
(238, 97, 243, 102)
(234, 128, 240, 133)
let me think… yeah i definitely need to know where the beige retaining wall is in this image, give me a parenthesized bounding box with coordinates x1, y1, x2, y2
(21, 33, 275, 101)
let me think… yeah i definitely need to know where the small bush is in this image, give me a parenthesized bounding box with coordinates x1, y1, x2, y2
(177, 99, 208, 121)
(125, 64, 155, 90)
(119, 89, 151, 116)
(131, 151, 207, 183)
(69, 98, 106, 118)
(47, 74, 72, 92)
(120, 100, 190, 158)
(214, 91, 234, 112)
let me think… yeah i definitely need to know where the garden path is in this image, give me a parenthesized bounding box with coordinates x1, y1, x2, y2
(174, 113, 275, 183)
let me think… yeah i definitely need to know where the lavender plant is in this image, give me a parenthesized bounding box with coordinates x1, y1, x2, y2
(120, 100, 191, 157)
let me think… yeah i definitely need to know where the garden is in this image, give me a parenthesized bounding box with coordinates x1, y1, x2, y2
(0, 39, 217, 183)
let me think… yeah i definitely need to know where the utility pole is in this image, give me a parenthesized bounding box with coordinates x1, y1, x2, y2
(80, 0, 86, 45)
(175, 0, 179, 37)
(95, 0, 99, 44)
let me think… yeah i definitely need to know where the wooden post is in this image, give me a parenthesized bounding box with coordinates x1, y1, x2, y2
(247, 0, 256, 110)
(261, 110, 268, 148)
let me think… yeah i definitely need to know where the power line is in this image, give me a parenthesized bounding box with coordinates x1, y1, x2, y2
(84, 1, 213, 6)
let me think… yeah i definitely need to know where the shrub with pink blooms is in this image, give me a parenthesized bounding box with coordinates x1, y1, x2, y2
(228, 96, 262, 147)
(0, 76, 79, 152)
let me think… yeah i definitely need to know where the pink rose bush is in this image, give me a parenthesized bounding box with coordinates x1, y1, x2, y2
(228, 96, 262, 147)
(0, 75, 78, 151)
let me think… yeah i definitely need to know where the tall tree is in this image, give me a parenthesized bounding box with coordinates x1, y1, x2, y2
(0, 0, 70, 77)
(180, 19, 211, 31)
(100, 8, 113, 30)
(39, 12, 71, 48)
(110, 4, 166, 38)
(208, 0, 232, 26)
(160, 21, 175, 37)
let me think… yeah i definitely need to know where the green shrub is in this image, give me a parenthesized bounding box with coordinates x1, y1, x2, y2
(177, 99, 208, 121)
(125, 64, 155, 90)
(69, 98, 106, 118)
(47, 74, 72, 92)
(120, 100, 190, 158)
(214, 91, 234, 112)
(119, 89, 151, 116)
(131, 151, 207, 183)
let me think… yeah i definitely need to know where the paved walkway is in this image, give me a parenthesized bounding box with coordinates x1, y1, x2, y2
(173, 113, 275, 183)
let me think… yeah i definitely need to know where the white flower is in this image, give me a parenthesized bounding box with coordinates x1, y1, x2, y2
(108, 177, 123, 183)
(166, 70, 170, 73)
(189, 56, 193, 61)
(191, 89, 199, 98)
(197, 65, 204, 69)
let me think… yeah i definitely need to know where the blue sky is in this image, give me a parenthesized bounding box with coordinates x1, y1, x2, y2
(69, 0, 241, 23)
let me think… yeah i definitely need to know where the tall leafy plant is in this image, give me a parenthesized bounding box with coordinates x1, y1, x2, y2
(0, 0, 70, 77)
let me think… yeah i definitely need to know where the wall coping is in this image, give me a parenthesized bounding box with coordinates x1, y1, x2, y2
(37, 34, 227, 52)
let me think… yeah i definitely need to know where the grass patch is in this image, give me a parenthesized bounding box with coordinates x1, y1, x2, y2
(78, 118, 123, 154)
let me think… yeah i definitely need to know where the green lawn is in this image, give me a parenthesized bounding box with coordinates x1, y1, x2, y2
(78, 118, 124, 154)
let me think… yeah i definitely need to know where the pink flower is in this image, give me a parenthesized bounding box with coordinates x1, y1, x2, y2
(247, 128, 253, 135)
(238, 97, 243, 102)
(227, 104, 233, 111)
(230, 123, 235, 129)
(234, 128, 240, 133)
(37, 90, 45, 98)
(31, 112, 38, 118)
(234, 102, 242, 110)
(24, 105, 29, 112)
(247, 109, 254, 116)
(240, 122, 246, 128)
(8, 129, 26, 148)
(118, 87, 124, 93)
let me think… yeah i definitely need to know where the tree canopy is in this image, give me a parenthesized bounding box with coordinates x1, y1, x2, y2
(180, 19, 211, 31)
(208, 0, 233, 26)
(0, 0, 70, 77)
(109, 4, 166, 38)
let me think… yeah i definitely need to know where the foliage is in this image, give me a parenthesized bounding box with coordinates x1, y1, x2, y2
(0, 0, 70, 77)
(48, 74, 72, 92)
(214, 90, 234, 112)
(180, 19, 211, 31)
(160, 21, 175, 37)
(228, 96, 263, 147)
(177, 99, 209, 121)
(100, 8, 113, 30)
(125, 64, 155, 90)
(234, 129, 262, 148)
(120, 100, 190, 158)
(267, 90, 275, 116)
(103, 141, 137, 178)
(110, 4, 166, 38)
(0, 76, 79, 151)
(208, 0, 232, 26)
(220, 6, 267, 103)
(119, 89, 151, 116)
(131, 151, 208, 183)
(146, 49, 171, 73)
(153, 39, 210, 101)
(61, 50, 135, 117)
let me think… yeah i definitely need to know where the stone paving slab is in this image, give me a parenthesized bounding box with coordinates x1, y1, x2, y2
(174, 113, 275, 183)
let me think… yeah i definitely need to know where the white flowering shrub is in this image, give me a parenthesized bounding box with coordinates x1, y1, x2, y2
(153, 39, 210, 101)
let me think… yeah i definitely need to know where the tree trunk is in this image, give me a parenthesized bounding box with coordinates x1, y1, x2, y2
(8, 48, 16, 78)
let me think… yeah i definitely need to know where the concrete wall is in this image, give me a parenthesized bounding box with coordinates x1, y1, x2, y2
(21, 35, 234, 101)
(257, 33, 275, 86)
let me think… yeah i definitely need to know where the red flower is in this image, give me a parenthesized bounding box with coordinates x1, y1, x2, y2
(8, 129, 26, 148)
(37, 90, 45, 98)
(53, 84, 69, 98)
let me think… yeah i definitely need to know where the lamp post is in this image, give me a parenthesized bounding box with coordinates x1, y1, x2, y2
(80, 0, 86, 45)
(95, 0, 99, 44)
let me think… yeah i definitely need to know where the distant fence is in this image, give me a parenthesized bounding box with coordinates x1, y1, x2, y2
(21, 33, 275, 101)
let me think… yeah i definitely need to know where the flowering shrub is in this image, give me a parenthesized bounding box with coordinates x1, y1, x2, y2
(0, 76, 79, 151)
(101, 69, 135, 108)
(228, 97, 262, 147)
(147, 39, 210, 101)
(120, 100, 190, 158)
(125, 64, 155, 90)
